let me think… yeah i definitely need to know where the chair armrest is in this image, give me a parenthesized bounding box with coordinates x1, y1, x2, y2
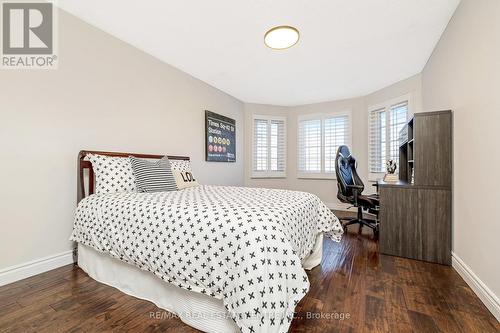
(346, 184, 363, 205)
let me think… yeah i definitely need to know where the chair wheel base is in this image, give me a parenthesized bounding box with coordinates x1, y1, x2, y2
(341, 218, 379, 240)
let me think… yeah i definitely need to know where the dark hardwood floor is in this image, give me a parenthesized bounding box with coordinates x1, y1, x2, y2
(0, 213, 498, 332)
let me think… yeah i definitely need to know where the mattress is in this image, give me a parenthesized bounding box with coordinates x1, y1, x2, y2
(77, 233, 324, 333)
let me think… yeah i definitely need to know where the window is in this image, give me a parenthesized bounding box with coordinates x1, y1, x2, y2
(252, 115, 286, 177)
(369, 99, 409, 176)
(298, 112, 350, 178)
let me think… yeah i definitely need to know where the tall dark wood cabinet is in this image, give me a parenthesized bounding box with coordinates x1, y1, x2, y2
(378, 111, 452, 265)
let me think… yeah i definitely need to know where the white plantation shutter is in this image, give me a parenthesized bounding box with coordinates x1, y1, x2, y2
(270, 120, 286, 172)
(253, 119, 268, 171)
(252, 116, 286, 177)
(324, 115, 349, 173)
(369, 108, 386, 173)
(298, 112, 351, 176)
(298, 119, 321, 173)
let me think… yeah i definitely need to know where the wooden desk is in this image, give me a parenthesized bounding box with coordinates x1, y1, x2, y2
(378, 181, 451, 265)
(377, 111, 452, 265)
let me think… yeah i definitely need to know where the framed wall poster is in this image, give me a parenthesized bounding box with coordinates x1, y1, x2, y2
(205, 110, 236, 162)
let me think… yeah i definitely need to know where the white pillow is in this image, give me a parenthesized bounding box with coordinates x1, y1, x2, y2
(172, 170, 199, 189)
(170, 160, 192, 172)
(87, 154, 136, 194)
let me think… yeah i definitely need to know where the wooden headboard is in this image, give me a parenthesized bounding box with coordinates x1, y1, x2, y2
(77, 150, 190, 203)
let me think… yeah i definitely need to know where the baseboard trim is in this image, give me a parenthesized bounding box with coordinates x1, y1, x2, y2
(0, 250, 74, 287)
(452, 252, 500, 322)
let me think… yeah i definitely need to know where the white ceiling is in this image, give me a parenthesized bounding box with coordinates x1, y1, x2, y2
(58, 0, 460, 106)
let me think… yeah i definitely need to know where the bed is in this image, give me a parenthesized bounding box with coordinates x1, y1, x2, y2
(71, 151, 343, 333)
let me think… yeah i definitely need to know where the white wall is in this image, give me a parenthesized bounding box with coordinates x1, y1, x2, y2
(365, 74, 423, 117)
(245, 74, 422, 208)
(421, 0, 500, 312)
(0, 10, 244, 270)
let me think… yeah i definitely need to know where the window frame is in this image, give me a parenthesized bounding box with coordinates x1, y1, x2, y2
(251, 114, 287, 179)
(297, 110, 352, 180)
(368, 94, 413, 181)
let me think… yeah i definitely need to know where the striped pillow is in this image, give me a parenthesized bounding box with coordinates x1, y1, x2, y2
(130, 156, 177, 193)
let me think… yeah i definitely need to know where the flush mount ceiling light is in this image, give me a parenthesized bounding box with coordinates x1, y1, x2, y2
(264, 26, 300, 50)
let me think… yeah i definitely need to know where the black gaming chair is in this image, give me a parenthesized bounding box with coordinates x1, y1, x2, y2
(335, 145, 379, 237)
